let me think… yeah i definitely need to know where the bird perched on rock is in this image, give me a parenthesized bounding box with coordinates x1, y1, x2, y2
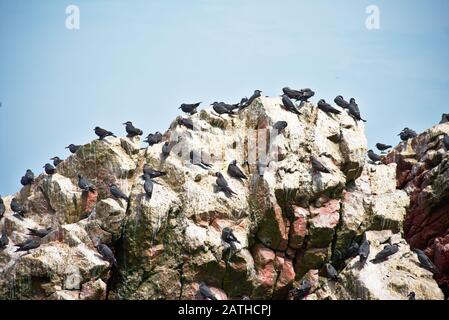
(289, 280, 312, 300)
(78, 174, 95, 192)
(443, 134, 449, 150)
(283, 87, 303, 100)
(199, 282, 218, 300)
(43, 163, 56, 175)
(408, 292, 416, 300)
(222, 227, 240, 246)
(190, 150, 213, 169)
(413, 249, 438, 274)
(66, 144, 81, 154)
(345, 241, 360, 259)
(317, 99, 341, 115)
(311, 156, 330, 174)
(94, 126, 116, 140)
(325, 263, 339, 281)
(143, 175, 154, 199)
(162, 141, 172, 158)
(110, 184, 129, 201)
(96, 242, 118, 267)
(334, 95, 350, 109)
(50, 157, 63, 167)
(177, 118, 194, 130)
(347, 98, 366, 122)
(227, 160, 247, 180)
(27, 227, 53, 238)
(215, 172, 237, 197)
(358, 239, 370, 267)
(281, 95, 301, 115)
(211, 102, 235, 116)
(0, 196, 5, 219)
(0, 226, 8, 249)
(440, 113, 449, 124)
(143, 165, 167, 179)
(367, 150, 382, 163)
(239, 97, 248, 108)
(123, 121, 143, 138)
(240, 90, 262, 110)
(273, 121, 288, 133)
(398, 128, 417, 141)
(15, 238, 40, 252)
(144, 132, 163, 146)
(179, 102, 201, 115)
(370, 243, 400, 263)
(298, 88, 315, 102)
(10, 198, 26, 217)
(376, 143, 392, 152)
(20, 169, 35, 186)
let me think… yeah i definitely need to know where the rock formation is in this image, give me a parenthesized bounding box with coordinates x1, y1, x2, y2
(0, 96, 445, 300)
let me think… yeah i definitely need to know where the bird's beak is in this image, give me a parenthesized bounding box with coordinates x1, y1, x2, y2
(122, 123, 126, 125)
(65, 146, 69, 149)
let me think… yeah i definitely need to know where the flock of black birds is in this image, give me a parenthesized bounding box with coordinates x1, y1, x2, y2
(0, 86, 448, 300)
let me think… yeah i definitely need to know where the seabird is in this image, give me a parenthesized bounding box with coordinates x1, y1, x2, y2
(325, 263, 339, 281)
(413, 249, 438, 274)
(50, 157, 63, 166)
(298, 88, 315, 102)
(347, 98, 366, 122)
(15, 238, 40, 252)
(227, 160, 247, 180)
(440, 113, 449, 124)
(212, 102, 235, 116)
(78, 174, 95, 192)
(317, 99, 341, 115)
(143, 165, 167, 179)
(240, 90, 262, 109)
(376, 143, 392, 152)
(20, 169, 35, 186)
(281, 95, 301, 115)
(96, 242, 118, 267)
(215, 172, 237, 197)
(199, 282, 218, 300)
(109, 184, 130, 201)
(273, 121, 288, 133)
(27, 227, 53, 238)
(0, 226, 8, 249)
(10, 198, 26, 217)
(334, 95, 350, 109)
(345, 241, 360, 259)
(282, 87, 303, 100)
(398, 128, 417, 141)
(408, 292, 416, 300)
(367, 150, 382, 163)
(66, 144, 81, 154)
(143, 176, 154, 199)
(94, 126, 116, 140)
(222, 227, 240, 245)
(358, 239, 370, 267)
(311, 156, 330, 174)
(162, 142, 172, 157)
(144, 132, 163, 146)
(179, 102, 201, 115)
(43, 163, 56, 175)
(123, 121, 143, 138)
(177, 118, 194, 130)
(0, 196, 5, 219)
(370, 243, 399, 263)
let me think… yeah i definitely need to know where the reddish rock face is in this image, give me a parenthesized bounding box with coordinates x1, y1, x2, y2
(384, 123, 449, 292)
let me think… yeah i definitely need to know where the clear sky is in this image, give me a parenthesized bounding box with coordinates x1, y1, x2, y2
(1, 0, 448, 195)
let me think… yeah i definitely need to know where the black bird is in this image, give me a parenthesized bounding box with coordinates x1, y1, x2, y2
(10, 198, 26, 217)
(358, 240, 370, 267)
(347, 98, 366, 122)
(15, 238, 40, 252)
(27, 227, 53, 238)
(0, 196, 5, 219)
(162, 142, 172, 158)
(212, 102, 235, 116)
(110, 184, 129, 201)
(334, 95, 350, 109)
(370, 244, 400, 263)
(198, 282, 218, 300)
(273, 121, 288, 133)
(143, 176, 154, 199)
(281, 95, 301, 115)
(94, 126, 116, 140)
(78, 174, 95, 192)
(238, 97, 248, 108)
(414, 249, 438, 274)
(215, 172, 237, 197)
(222, 227, 240, 245)
(144, 132, 163, 146)
(440, 113, 449, 124)
(96, 243, 118, 267)
(227, 160, 247, 180)
(283, 87, 303, 100)
(289, 280, 312, 300)
(368, 150, 382, 163)
(325, 263, 339, 281)
(66, 144, 81, 154)
(143, 165, 167, 179)
(298, 88, 315, 102)
(240, 90, 262, 109)
(123, 121, 143, 138)
(408, 292, 416, 300)
(43, 163, 56, 175)
(345, 241, 360, 259)
(20, 169, 35, 186)
(311, 156, 330, 174)
(0, 227, 8, 249)
(177, 118, 194, 130)
(50, 157, 63, 166)
(443, 134, 449, 150)
(376, 143, 392, 152)
(398, 128, 417, 141)
(317, 99, 341, 115)
(179, 102, 201, 115)
(190, 150, 213, 169)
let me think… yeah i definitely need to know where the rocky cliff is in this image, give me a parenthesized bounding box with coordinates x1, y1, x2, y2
(0, 96, 445, 300)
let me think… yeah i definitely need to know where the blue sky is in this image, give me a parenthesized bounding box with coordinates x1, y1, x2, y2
(1, 0, 449, 195)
